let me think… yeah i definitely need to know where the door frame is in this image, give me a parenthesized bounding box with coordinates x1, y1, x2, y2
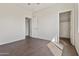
(58, 9, 75, 46)
(25, 17, 31, 37)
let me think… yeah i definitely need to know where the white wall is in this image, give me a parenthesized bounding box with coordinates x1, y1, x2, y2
(74, 3, 79, 55)
(31, 15, 38, 37)
(32, 8, 58, 40)
(32, 3, 75, 43)
(0, 4, 32, 45)
(0, 3, 78, 54)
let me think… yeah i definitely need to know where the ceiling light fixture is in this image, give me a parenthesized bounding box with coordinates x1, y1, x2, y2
(36, 3, 40, 5)
(27, 3, 31, 5)
(27, 3, 40, 5)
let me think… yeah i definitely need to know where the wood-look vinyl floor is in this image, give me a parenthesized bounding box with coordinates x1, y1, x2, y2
(0, 37, 78, 56)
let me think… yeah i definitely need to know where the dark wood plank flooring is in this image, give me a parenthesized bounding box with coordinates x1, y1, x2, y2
(0, 37, 53, 56)
(0, 37, 78, 56)
(60, 38, 78, 56)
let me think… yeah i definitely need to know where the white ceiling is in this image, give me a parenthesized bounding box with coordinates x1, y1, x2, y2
(15, 3, 54, 12)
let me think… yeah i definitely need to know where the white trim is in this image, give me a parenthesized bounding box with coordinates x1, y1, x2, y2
(58, 9, 72, 14)
(58, 9, 75, 45)
(78, 4, 79, 32)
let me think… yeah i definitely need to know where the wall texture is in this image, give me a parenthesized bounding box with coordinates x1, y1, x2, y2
(0, 4, 32, 45)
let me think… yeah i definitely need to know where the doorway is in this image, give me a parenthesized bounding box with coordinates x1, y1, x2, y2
(59, 11, 71, 43)
(25, 17, 31, 38)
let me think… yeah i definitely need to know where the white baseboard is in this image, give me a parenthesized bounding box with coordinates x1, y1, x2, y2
(0, 37, 25, 45)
